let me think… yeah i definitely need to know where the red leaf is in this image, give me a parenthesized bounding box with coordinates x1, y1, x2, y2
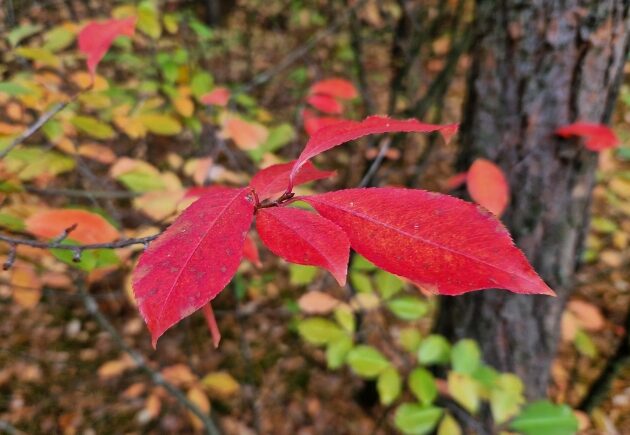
(184, 185, 234, 200)
(302, 109, 345, 136)
(309, 78, 358, 100)
(250, 160, 335, 200)
(25, 209, 119, 244)
(466, 159, 510, 217)
(202, 304, 221, 348)
(444, 172, 468, 190)
(256, 207, 350, 286)
(307, 94, 343, 114)
(200, 87, 230, 107)
(243, 234, 261, 267)
(132, 188, 255, 347)
(555, 122, 619, 151)
(78, 17, 136, 76)
(291, 116, 458, 188)
(304, 188, 554, 296)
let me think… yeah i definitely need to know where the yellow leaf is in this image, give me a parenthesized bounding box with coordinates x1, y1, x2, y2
(78, 143, 116, 164)
(138, 2, 162, 39)
(9, 263, 42, 309)
(173, 95, 194, 118)
(138, 113, 182, 136)
(133, 190, 184, 221)
(161, 364, 198, 387)
(201, 372, 240, 397)
(447, 372, 480, 414)
(71, 116, 115, 140)
(114, 114, 147, 139)
(98, 354, 135, 380)
(298, 291, 341, 314)
(437, 413, 462, 435)
(186, 387, 211, 431)
(15, 47, 60, 68)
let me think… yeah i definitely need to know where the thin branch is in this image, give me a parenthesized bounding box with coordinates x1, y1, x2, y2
(74, 276, 221, 435)
(349, 4, 376, 115)
(0, 233, 159, 255)
(359, 138, 391, 187)
(0, 96, 76, 160)
(24, 186, 139, 199)
(241, 0, 369, 92)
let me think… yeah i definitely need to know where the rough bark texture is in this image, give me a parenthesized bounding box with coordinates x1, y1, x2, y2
(437, 0, 630, 399)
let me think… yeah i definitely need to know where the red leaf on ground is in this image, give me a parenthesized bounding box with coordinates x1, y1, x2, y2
(256, 206, 350, 285)
(78, 17, 136, 75)
(243, 234, 261, 267)
(200, 87, 230, 107)
(307, 94, 343, 114)
(250, 160, 335, 200)
(132, 188, 255, 347)
(309, 78, 358, 100)
(466, 158, 510, 217)
(555, 122, 619, 151)
(304, 188, 554, 296)
(290, 116, 458, 188)
(25, 209, 119, 244)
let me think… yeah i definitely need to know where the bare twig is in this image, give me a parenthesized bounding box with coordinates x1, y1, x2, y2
(24, 186, 139, 199)
(359, 138, 392, 188)
(74, 276, 221, 435)
(0, 96, 77, 160)
(349, 4, 376, 115)
(241, 0, 369, 92)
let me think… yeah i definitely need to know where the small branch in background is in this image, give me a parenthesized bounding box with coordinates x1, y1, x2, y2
(436, 397, 490, 435)
(0, 95, 77, 160)
(74, 276, 222, 435)
(0, 419, 24, 435)
(0, 233, 160, 269)
(349, 5, 376, 115)
(241, 0, 369, 92)
(578, 305, 630, 412)
(359, 138, 391, 187)
(24, 186, 139, 199)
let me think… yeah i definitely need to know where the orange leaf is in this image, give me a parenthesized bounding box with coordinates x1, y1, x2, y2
(555, 122, 619, 151)
(200, 87, 230, 107)
(223, 117, 268, 150)
(25, 209, 119, 243)
(466, 158, 510, 217)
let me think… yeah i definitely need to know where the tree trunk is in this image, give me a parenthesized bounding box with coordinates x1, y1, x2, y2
(437, 0, 630, 399)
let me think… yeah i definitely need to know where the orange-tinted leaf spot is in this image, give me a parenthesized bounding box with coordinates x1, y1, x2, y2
(466, 158, 510, 217)
(25, 209, 119, 244)
(200, 87, 230, 107)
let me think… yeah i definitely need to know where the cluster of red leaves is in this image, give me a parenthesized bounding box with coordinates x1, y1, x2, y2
(131, 116, 555, 348)
(302, 78, 358, 135)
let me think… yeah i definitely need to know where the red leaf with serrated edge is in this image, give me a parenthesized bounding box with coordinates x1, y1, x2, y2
(184, 185, 234, 199)
(466, 159, 510, 217)
(290, 116, 458, 189)
(309, 78, 358, 100)
(304, 188, 554, 296)
(555, 122, 619, 151)
(200, 87, 230, 107)
(307, 94, 343, 114)
(250, 160, 335, 201)
(78, 17, 136, 76)
(132, 188, 254, 347)
(243, 234, 261, 267)
(256, 207, 350, 286)
(26, 209, 119, 244)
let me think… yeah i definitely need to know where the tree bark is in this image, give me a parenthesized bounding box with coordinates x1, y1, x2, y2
(436, 0, 630, 399)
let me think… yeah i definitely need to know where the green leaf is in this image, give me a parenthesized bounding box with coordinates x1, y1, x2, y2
(0, 82, 32, 96)
(5, 148, 75, 180)
(350, 272, 373, 293)
(574, 330, 597, 358)
(375, 270, 404, 299)
(394, 403, 443, 435)
(248, 124, 296, 162)
(387, 296, 429, 320)
(437, 413, 461, 435)
(408, 368, 437, 405)
(417, 335, 451, 365)
(334, 306, 355, 334)
(8, 23, 43, 47)
(399, 328, 422, 353)
(137, 1, 162, 39)
(510, 400, 578, 435)
(43, 26, 75, 52)
(326, 335, 353, 369)
(71, 116, 116, 140)
(351, 254, 376, 271)
(346, 345, 390, 378)
(471, 364, 499, 391)
(377, 366, 402, 405)
(15, 47, 60, 68)
(191, 71, 214, 99)
(490, 373, 524, 424)
(447, 372, 480, 414)
(450, 339, 481, 374)
(0, 213, 25, 231)
(117, 171, 166, 192)
(297, 318, 345, 345)
(51, 240, 119, 271)
(138, 113, 182, 136)
(289, 264, 318, 286)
